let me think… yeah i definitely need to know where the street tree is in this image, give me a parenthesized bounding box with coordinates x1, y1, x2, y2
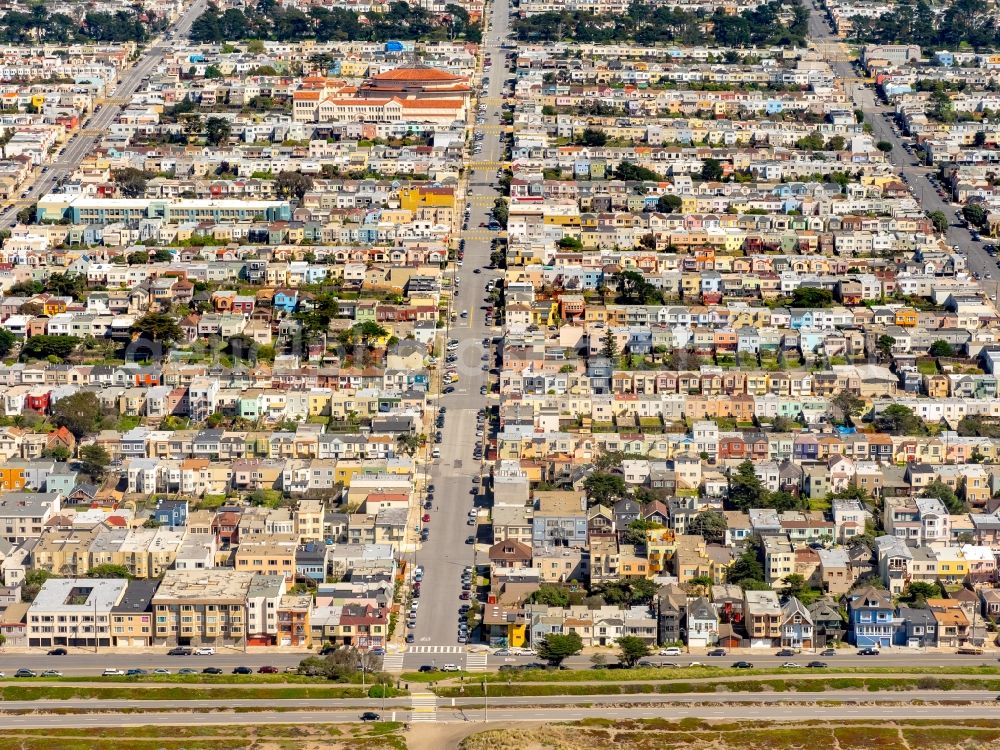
(536, 632, 584, 666)
(616, 636, 650, 668)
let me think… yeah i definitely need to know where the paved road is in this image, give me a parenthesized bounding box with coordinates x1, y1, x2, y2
(0, 0, 208, 228)
(807, 3, 998, 295)
(0, 699, 998, 728)
(407, 0, 511, 660)
(0, 651, 307, 675)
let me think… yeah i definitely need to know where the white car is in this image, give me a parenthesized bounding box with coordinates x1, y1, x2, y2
(781, 662, 802, 668)
(194, 647, 215, 656)
(440, 663, 460, 672)
(102, 668, 125, 676)
(658, 647, 682, 656)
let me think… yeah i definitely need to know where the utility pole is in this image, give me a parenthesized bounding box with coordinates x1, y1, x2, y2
(483, 678, 488, 722)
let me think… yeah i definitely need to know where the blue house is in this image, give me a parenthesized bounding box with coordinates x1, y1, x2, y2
(273, 289, 299, 313)
(847, 587, 897, 647)
(153, 499, 189, 528)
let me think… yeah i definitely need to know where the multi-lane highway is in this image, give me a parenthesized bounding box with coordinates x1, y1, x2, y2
(0, 0, 208, 229)
(0, 693, 997, 728)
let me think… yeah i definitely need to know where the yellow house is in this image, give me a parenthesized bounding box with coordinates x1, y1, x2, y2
(0, 465, 26, 491)
(894, 308, 918, 327)
(398, 186, 455, 212)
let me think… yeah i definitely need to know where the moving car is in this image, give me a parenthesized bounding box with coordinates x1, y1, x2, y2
(47, 648, 67, 656)
(732, 661, 753, 669)
(233, 666, 253, 675)
(102, 668, 125, 676)
(258, 665, 279, 674)
(202, 667, 223, 674)
(194, 647, 215, 656)
(360, 712, 381, 722)
(857, 647, 880, 656)
(706, 649, 727, 657)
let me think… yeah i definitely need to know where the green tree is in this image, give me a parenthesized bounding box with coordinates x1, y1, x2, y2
(0, 327, 16, 357)
(601, 328, 618, 359)
(78, 443, 111, 481)
(536, 632, 584, 665)
(112, 167, 151, 198)
(928, 340, 955, 357)
(831, 390, 864, 420)
(353, 320, 388, 348)
(86, 564, 133, 579)
(616, 636, 651, 668)
(275, 170, 315, 200)
(728, 460, 767, 511)
(727, 539, 765, 587)
(790, 287, 833, 308)
(52, 391, 104, 439)
(132, 312, 183, 343)
(928, 210, 949, 234)
(687, 510, 728, 544)
(900, 580, 943, 605)
(657, 194, 683, 213)
(700, 157, 723, 181)
(21, 334, 78, 361)
(963, 203, 987, 228)
(21, 568, 54, 602)
(584, 472, 626, 505)
(580, 127, 607, 146)
(528, 584, 570, 607)
(873, 404, 926, 436)
(876, 140, 893, 152)
(876, 334, 896, 360)
(205, 116, 231, 147)
(921, 479, 964, 514)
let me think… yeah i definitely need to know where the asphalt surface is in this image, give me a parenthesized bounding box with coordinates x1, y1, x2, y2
(807, 3, 998, 294)
(0, 698, 998, 728)
(0, 0, 208, 228)
(0, 652, 307, 675)
(405, 0, 510, 663)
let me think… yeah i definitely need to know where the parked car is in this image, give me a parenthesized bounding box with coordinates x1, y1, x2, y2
(232, 666, 253, 675)
(125, 668, 147, 676)
(258, 665, 279, 674)
(202, 667, 223, 674)
(857, 647, 880, 656)
(194, 647, 215, 656)
(14, 669, 36, 677)
(102, 668, 125, 676)
(732, 661, 753, 669)
(360, 711, 381, 722)
(168, 647, 192, 656)
(776, 649, 797, 657)
(820, 649, 837, 656)
(47, 648, 67, 656)
(706, 649, 726, 657)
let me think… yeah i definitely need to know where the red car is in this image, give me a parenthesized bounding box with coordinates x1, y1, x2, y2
(422, 513, 431, 523)
(258, 665, 279, 674)
(459, 591, 471, 600)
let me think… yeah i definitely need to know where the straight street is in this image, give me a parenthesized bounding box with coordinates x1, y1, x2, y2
(407, 0, 510, 658)
(0, 698, 997, 728)
(0, 0, 208, 228)
(807, 3, 1000, 294)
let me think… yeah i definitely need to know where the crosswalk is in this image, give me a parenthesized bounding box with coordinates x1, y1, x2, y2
(460, 230, 507, 241)
(467, 194, 498, 206)
(410, 691, 438, 723)
(406, 645, 465, 654)
(465, 160, 510, 169)
(381, 652, 405, 673)
(465, 651, 488, 672)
